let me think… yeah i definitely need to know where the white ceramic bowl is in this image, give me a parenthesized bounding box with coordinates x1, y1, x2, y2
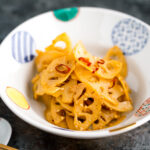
(0, 7, 150, 139)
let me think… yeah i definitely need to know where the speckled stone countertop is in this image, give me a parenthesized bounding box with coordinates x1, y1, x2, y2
(1, 0, 150, 149)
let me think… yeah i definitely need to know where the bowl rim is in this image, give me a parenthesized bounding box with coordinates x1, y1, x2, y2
(0, 6, 150, 139)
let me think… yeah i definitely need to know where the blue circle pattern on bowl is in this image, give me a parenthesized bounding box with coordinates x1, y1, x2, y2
(11, 31, 36, 63)
(111, 18, 149, 55)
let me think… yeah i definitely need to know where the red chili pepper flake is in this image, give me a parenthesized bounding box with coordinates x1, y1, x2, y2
(78, 57, 91, 66)
(97, 59, 105, 65)
(92, 67, 99, 73)
(55, 64, 71, 74)
(108, 78, 116, 89)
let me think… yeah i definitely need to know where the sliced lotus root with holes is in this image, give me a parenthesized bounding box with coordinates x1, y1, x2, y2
(71, 72, 79, 80)
(35, 50, 64, 72)
(104, 46, 127, 78)
(92, 108, 120, 130)
(56, 96, 74, 116)
(74, 65, 119, 106)
(117, 75, 131, 102)
(51, 88, 63, 98)
(103, 98, 133, 112)
(62, 79, 77, 103)
(44, 96, 55, 123)
(41, 56, 75, 94)
(74, 41, 95, 71)
(66, 115, 77, 130)
(74, 42, 122, 79)
(32, 74, 45, 99)
(56, 120, 68, 128)
(50, 98, 66, 124)
(45, 108, 54, 124)
(74, 83, 102, 130)
(45, 33, 72, 53)
(103, 77, 133, 112)
(32, 73, 61, 98)
(53, 77, 77, 101)
(65, 110, 74, 117)
(45, 106, 68, 128)
(39, 94, 52, 107)
(108, 82, 124, 100)
(95, 59, 122, 79)
(44, 97, 68, 128)
(50, 79, 71, 98)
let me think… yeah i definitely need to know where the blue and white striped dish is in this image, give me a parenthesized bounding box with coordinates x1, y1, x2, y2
(11, 31, 36, 63)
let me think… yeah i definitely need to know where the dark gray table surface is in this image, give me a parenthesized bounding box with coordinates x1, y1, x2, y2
(1, 0, 150, 149)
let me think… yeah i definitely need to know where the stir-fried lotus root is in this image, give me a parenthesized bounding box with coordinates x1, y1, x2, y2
(74, 83, 102, 130)
(45, 32, 72, 53)
(66, 115, 77, 130)
(41, 55, 75, 95)
(45, 99, 68, 128)
(92, 107, 120, 130)
(104, 46, 127, 78)
(74, 65, 133, 112)
(35, 50, 65, 72)
(32, 74, 45, 99)
(32, 33, 133, 131)
(74, 42, 122, 79)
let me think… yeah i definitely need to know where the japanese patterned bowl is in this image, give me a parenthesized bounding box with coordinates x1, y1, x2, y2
(0, 7, 150, 139)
